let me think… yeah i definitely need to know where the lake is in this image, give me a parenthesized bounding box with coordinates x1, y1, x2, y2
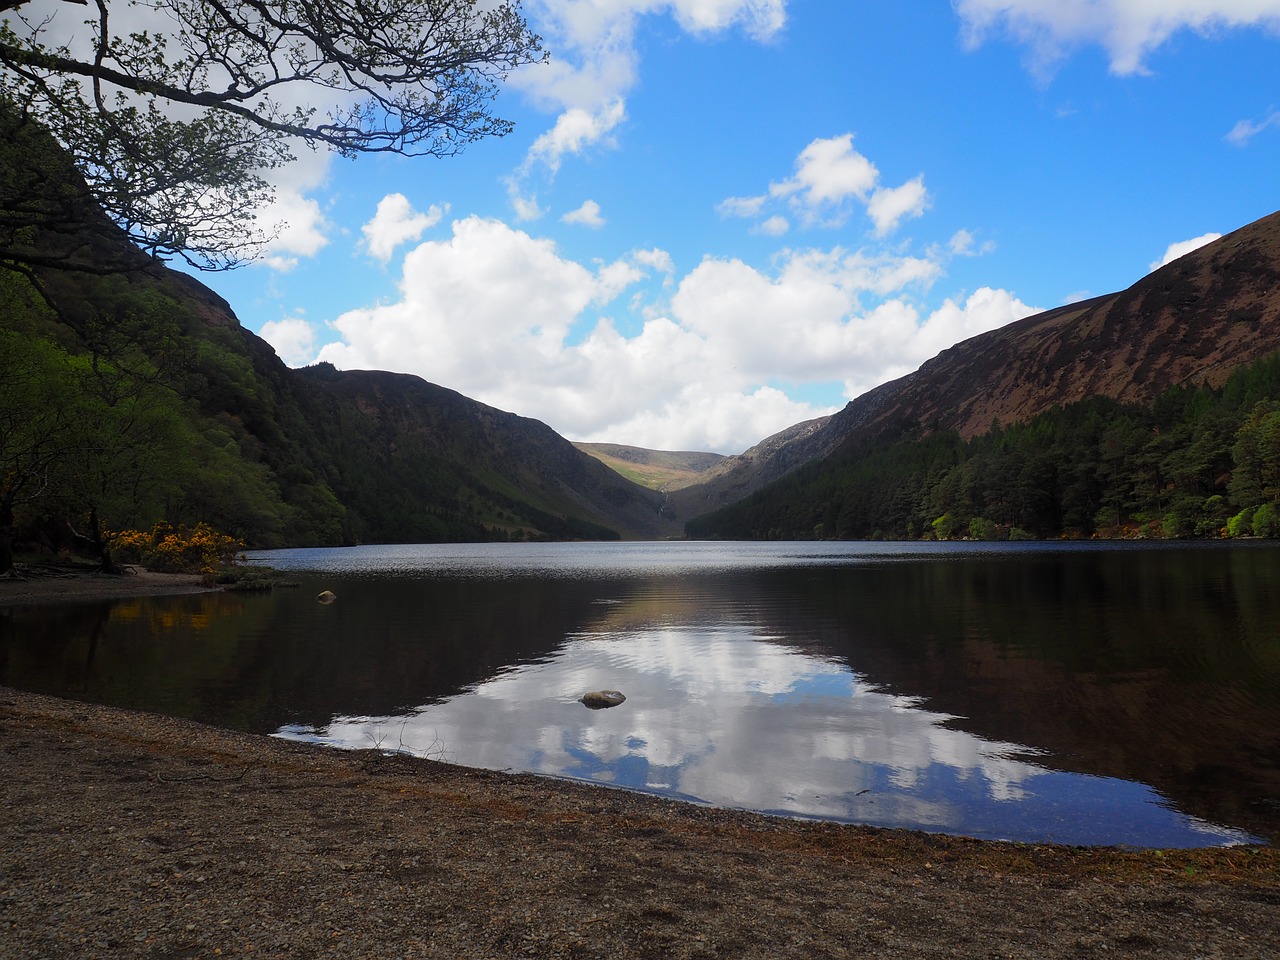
(3, 540, 1278, 847)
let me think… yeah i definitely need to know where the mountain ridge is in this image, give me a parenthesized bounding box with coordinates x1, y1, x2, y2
(9, 105, 1280, 549)
(572, 443, 726, 492)
(666, 210, 1280, 523)
(0, 113, 676, 550)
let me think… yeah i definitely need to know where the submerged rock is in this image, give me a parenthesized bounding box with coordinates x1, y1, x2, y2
(580, 690, 626, 709)
(316, 590, 337, 604)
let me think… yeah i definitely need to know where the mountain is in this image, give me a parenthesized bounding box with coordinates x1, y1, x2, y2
(291, 365, 676, 541)
(675, 211, 1280, 529)
(573, 443, 726, 492)
(666, 416, 836, 521)
(1, 113, 673, 552)
(825, 209, 1280, 444)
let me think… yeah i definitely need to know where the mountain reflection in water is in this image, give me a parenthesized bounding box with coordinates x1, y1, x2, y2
(278, 622, 1249, 847)
(4, 541, 1278, 847)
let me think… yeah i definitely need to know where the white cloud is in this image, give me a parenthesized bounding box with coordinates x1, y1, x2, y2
(955, 0, 1280, 76)
(254, 158, 331, 271)
(718, 195, 769, 218)
(315, 215, 1033, 453)
(906, 287, 1040, 370)
(633, 248, 676, 274)
(950, 229, 976, 255)
(360, 194, 445, 262)
(1149, 232, 1223, 271)
(1227, 109, 1280, 145)
(773, 134, 880, 206)
(668, 0, 787, 38)
(506, 180, 545, 222)
(726, 134, 930, 235)
(754, 215, 790, 237)
(867, 176, 930, 235)
(525, 99, 628, 174)
(947, 228, 996, 257)
(259, 316, 319, 367)
(563, 199, 606, 227)
(520, 0, 787, 107)
(508, 1, 788, 209)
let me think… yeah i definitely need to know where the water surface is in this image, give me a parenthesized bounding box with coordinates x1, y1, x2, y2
(3, 540, 1277, 846)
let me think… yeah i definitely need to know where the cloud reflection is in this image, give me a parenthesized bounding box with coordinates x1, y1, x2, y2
(276, 623, 1256, 847)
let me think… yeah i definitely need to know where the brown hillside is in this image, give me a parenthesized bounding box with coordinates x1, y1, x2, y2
(844, 209, 1280, 442)
(674, 210, 1280, 522)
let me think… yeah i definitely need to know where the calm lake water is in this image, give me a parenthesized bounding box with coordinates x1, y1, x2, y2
(3, 540, 1278, 847)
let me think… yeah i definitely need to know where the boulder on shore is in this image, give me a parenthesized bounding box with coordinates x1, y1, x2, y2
(580, 690, 626, 709)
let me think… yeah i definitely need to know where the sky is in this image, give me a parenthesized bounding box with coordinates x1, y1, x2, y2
(183, 1, 1280, 454)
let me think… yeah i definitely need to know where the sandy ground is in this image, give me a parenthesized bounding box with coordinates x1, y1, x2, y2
(1, 571, 1278, 958)
(0, 566, 216, 607)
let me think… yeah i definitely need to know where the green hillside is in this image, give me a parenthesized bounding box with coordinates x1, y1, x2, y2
(0, 115, 668, 571)
(687, 352, 1280, 541)
(573, 443, 725, 491)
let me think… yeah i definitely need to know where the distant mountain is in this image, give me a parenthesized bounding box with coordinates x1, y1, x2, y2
(293, 366, 676, 541)
(1, 115, 673, 549)
(573, 443, 726, 492)
(675, 211, 1280, 529)
(665, 416, 836, 521)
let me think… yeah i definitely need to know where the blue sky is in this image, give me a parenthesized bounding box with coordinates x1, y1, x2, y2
(189, 1, 1280, 453)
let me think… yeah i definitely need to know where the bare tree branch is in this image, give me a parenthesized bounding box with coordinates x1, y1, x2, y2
(0, 0, 543, 269)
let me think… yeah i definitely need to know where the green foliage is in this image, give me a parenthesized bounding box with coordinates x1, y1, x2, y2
(1253, 503, 1280, 538)
(1, 250, 630, 551)
(2, 3, 543, 270)
(932, 513, 962, 540)
(1226, 507, 1255, 538)
(0, 100, 650, 550)
(968, 516, 1000, 541)
(688, 350, 1280, 542)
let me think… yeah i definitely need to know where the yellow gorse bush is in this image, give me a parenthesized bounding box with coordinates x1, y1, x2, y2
(108, 521, 244, 574)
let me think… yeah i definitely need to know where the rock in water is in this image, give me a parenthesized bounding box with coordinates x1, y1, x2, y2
(580, 690, 626, 709)
(317, 590, 337, 604)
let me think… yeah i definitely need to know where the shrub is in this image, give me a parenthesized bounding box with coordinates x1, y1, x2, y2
(931, 512, 961, 540)
(968, 516, 998, 541)
(109, 521, 244, 574)
(1253, 503, 1280, 538)
(1226, 507, 1255, 538)
(1162, 510, 1193, 538)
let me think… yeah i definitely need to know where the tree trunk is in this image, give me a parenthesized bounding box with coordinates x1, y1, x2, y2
(87, 505, 123, 575)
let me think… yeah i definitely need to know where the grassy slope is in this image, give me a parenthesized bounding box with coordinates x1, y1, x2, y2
(574, 443, 726, 492)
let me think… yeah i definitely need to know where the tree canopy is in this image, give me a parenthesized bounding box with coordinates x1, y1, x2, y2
(686, 351, 1280, 543)
(0, 0, 542, 269)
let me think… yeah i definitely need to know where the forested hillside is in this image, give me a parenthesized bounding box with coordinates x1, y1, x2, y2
(672, 212, 1280, 524)
(0, 109, 669, 572)
(686, 351, 1280, 541)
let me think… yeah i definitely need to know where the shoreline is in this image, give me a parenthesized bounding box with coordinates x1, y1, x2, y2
(0, 566, 218, 607)
(1, 687, 1278, 958)
(3, 568, 1279, 956)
